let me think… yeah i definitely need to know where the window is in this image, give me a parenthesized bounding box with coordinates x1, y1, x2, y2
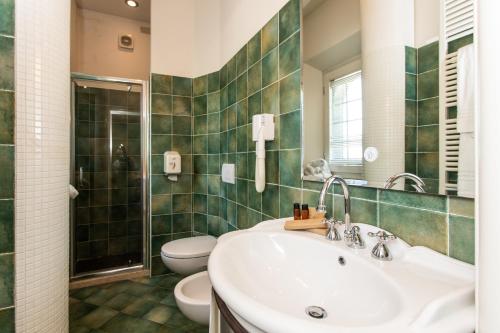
(328, 71, 363, 167)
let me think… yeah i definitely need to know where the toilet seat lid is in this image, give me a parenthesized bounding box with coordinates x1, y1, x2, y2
(161, 235, 217, 259)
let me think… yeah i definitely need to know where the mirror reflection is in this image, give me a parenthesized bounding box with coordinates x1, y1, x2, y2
(301, 0, 475, 198)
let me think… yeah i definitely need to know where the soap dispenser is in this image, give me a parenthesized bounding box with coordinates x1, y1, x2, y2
(164, 151, 181, 181)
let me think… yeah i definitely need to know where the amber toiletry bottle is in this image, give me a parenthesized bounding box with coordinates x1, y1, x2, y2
(293, 203, 301, 220)
(301, 204, 309, 220)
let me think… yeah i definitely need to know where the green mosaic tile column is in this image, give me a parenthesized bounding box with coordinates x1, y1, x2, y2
(405, 41, 440, 193)
(150, 74, 193, 276)
(405, 46, 418, 183)
(0, 0, 15, 330)
(416, 41, 440, 192)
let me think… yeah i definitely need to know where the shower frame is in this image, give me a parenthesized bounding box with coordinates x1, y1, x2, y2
(69, 73, 150, 279)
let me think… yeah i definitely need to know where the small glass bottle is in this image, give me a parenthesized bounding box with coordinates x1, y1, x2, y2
(293, 203, 301, 220)
(301, 204, 309, 220)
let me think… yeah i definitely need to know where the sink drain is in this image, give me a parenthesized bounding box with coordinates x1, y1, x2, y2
(306, 306, 327, 319)
(338, 256, 346, 266)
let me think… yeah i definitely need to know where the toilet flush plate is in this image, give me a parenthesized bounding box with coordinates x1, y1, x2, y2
(221, 163, 235, 184)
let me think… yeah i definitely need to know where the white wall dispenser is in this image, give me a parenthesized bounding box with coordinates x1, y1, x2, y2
(252, 114, 275, 192)
(164, 151, 181, 181)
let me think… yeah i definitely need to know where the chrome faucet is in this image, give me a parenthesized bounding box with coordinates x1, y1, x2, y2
(317, 176, 365, 249)
(384, 172, 426, 193)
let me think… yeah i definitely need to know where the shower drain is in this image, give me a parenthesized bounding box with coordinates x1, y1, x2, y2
(306, 306, 327, 319)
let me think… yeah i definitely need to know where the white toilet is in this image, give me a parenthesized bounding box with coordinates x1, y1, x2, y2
(160, 235, 217, 325)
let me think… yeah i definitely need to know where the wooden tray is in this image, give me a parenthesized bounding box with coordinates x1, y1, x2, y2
(284, 218, 327, 230)
(307, 228, 328, 236)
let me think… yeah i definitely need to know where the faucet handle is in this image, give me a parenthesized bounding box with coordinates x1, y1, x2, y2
(368, 231, 397, 261)
(326, 217, 343, 225)
(334, 219, 344, 225)
(325, 218, 342, 241)
(368, 231, 396, 242)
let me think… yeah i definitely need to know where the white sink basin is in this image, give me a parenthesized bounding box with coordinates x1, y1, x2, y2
(208, 219, 475, 333)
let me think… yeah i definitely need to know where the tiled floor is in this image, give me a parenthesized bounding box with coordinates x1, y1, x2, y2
(69, 274, 208, 333)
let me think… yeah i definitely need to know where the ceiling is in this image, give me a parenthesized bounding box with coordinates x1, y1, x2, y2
(76, 0, 151, 22)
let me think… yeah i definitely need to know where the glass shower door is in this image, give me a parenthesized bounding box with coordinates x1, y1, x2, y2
(72, 77, 145, 277)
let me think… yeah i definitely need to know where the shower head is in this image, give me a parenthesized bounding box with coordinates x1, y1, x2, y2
(116, 144, 128, 158)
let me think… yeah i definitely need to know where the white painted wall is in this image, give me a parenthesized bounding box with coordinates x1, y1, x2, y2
(477, 0, 500, 330)
(193, 0, 221, 76)
(71, 0, 78, 71)
(303, 0, 361, 66)
(150, 0, 439, 75)
(73, 8, 150, 80)
(303, 64, 325, 165)
(151, 0, 289, 77)
(151, 0, 196, 77)
(219, 0, 288, 66)
(15, 0, 70, 331)
(414, 0, 440, 47)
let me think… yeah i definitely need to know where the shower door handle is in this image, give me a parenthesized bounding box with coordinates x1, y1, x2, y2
(78, 167, 84, 188)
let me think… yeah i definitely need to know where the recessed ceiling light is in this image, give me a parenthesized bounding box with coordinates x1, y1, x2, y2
(125, 0, 139, 8)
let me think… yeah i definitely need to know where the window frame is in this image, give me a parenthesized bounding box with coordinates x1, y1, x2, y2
(323, 58, 363, 177)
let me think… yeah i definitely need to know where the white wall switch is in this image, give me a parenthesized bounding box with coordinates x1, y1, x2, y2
(221, 163, 235, 184)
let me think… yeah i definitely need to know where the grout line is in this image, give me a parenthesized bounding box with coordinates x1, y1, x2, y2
(377, 201, 448, 214)
(446, 196, 450, 255)
(376, 189, 380, 227)
(0, 306, 14, 311)
(418, 67, 440, 76)
(417, 96, 440, 102)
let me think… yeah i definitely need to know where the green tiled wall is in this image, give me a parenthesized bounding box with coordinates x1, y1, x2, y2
(192, 0, 302, 237)
(329, 185, 474, 263)
(0, 0, 15, 330)
(150, 74, 195, 275)
(405, 41, 440, 193)
(150, 0, 474, 276)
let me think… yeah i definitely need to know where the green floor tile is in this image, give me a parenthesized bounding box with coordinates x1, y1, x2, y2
(159, 293, 177, 307)
(103, 293, 139, 311)
(121, 298, 158, 318)
(142, 304, 176, 324)
(84, 289, 118, 306)
(71, 286, 100, 300)
(101, 313, 162, 333)
(69, 301, 98, 322)
(77, 307, 118, 329)
(142, 287, 172, 303)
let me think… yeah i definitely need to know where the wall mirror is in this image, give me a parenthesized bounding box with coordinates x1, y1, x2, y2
(301, 0, 475, 198)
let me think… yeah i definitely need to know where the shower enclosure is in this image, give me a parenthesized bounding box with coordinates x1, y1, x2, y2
(70, 73, 149, 278)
